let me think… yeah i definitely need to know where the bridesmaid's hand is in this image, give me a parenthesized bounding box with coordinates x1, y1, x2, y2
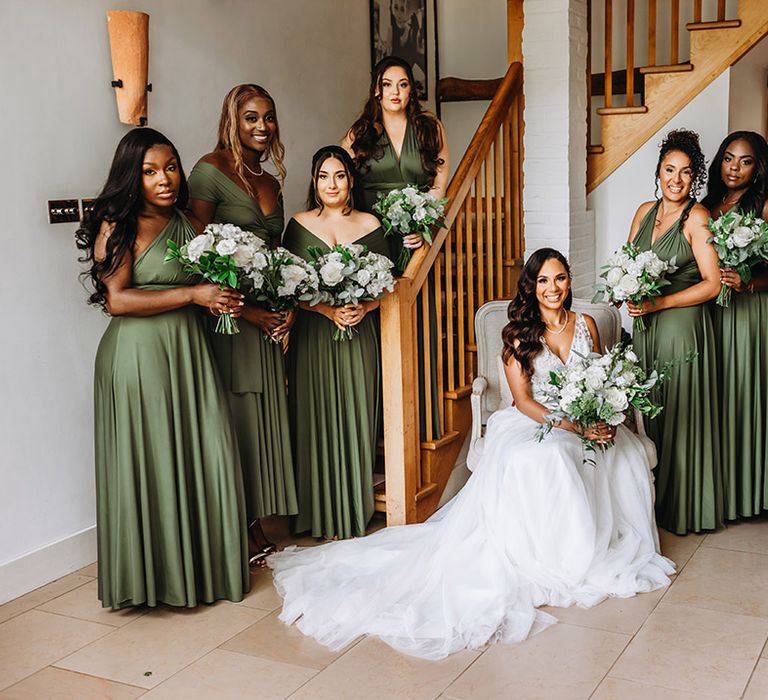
(403, 234, 424, 250)
(338, 303, 368, 328)
(627, 298, 663, 317)
(720, 267, 746, 292)
(272, 309, 296, 339)
(319, 304, 352, 332)
(248, 307, 286, 337)
(193, 284, 243, 314)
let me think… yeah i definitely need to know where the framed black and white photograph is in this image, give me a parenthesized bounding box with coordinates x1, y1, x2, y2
(370, 0, 428, 99)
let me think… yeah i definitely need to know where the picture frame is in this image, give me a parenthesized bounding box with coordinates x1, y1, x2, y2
(370, 0, 428, 100)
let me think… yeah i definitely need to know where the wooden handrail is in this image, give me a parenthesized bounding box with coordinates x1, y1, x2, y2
(402, 61, 523, 298)
(437, 76, 503, 103)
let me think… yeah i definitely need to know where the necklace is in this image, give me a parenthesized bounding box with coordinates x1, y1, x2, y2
(243, 160, 264, 177)
(544, 309, 568, 335)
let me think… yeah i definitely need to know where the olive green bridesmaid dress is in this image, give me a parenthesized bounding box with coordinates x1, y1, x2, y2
(94, 210, 249, 609)
(360, 120, 441, 440)
(188, 162, 297, 524)
(631, 201, 724, 534)
(283, 219, 389, 539)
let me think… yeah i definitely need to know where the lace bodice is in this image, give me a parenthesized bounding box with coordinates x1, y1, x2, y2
(531, 313, 593, 403)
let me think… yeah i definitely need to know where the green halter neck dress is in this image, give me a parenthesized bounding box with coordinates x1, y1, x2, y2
(93, 210, 249, 609)
(631, 201, 724, 534)
(188, 161, 297, 524)
(711, 206, 768, 519)
(283, 219, 390, 539)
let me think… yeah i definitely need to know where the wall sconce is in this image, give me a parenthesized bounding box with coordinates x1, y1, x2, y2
(107, 10, 150, 126)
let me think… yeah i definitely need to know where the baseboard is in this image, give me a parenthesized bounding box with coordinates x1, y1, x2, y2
(0, 526, 97, 605)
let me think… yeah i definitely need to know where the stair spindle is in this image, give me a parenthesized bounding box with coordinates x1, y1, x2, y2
(670, 0, 679, 65)
(626, 0, 635, 106)
(604, 0, 613, 108)
(693, 0, 702, 24)
(648, 0, 657, 66)
(717, 0, 726, 22)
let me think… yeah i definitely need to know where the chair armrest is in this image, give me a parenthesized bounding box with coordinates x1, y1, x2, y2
(471, 376, 488, 441)
(633, 407, 647, 437)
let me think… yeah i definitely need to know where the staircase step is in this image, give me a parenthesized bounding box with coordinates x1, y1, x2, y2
(686, 19, 741, 31)
(596, 105, 649, 116)
(639, 62, 694, 75)
(588, 145, 605, 154)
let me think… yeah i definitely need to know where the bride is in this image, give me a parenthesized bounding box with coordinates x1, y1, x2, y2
(268, 247, 674, 660)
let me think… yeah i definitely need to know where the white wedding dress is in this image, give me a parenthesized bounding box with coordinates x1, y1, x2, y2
(268, 314, 674, 660)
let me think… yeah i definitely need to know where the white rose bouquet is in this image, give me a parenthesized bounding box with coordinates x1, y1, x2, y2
(707, 210, 768, 307)
(593, 242, 677, 332)
(246, 247, 318, 342)
(373, 185, 447, 273)
(535, 343, 665, 463)
(308, 243, 396, 341)
(165, 223, 265, 334)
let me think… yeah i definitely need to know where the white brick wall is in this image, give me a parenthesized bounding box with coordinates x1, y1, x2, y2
(523, 0, 596, 296)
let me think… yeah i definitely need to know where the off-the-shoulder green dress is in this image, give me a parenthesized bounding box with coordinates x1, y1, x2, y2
(631, 201, 724, 534)
(283, 218, 390, 539)
(188, 162, 297, 524)
(94, 210, 249, 609)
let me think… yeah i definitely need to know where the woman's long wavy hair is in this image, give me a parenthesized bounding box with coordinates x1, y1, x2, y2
(216, 83, 286, 195)
(347, 56, 443, 183)
(501, 248, 573, 379)
(654, 128, 707, 227)
(701, 131, 768, 217)
(306, 146, 366, 213)
(75, 128, 188, 310)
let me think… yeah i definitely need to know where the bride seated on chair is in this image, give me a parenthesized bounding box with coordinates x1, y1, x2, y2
(268, 247, 674, 661)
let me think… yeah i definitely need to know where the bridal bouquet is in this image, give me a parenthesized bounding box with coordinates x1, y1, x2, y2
(592, 242, 677, 332)
(308, 243, 395, 341)
(535, 343, 665, 463)
(373, 185, 447, 273)
(246, 247, 318, 341)
(165, 223, 264, 334)
(707, 210, 768, 307)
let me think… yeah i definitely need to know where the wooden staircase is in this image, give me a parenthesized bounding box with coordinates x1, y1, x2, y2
(588, 0, 768, 191)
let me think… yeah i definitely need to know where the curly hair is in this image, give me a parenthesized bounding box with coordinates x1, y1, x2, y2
(701, 131, 768, 217)
(347, 56, 443, 184)
(75, 128, 188, 310)
(654, 129, 707, 225)
(215, 84, 286, 195)
(501, 248, 573, 379)
(305, 145, 366, 213)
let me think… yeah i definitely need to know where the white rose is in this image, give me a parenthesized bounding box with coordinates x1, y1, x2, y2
(355, 268, 372, 286)
(232, 243, 256, 268)
(617, 274, 641, 296)
(584, 364, 607, 391)
(186, 232, 214, 262)
(732, 225, 756, 248)
(215, 238, 238, 256)
(320, 260, 346, 286)
(606, 266, 624, 287)
(413, 207, 427, 222)
(607, 412, 626, 426)
(249, 270, 264, 290)
(625, 259, 642, 277)
(604, 386, 629, 412)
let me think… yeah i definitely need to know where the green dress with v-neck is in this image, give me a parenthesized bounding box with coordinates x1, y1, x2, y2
(711, 208, 768, 519)
(94, 210, 249, 609)
(283, 218, 390, 539)
(632, 201, 724, 534)
(359, 119, 441, 441)
(188, 161, 297, 523)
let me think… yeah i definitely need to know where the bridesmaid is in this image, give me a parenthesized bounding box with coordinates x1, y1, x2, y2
(626, 129, 724, 534)
(283, 146, 391, 540)
(75, 128, 249, 608)
(188, 84, 297, 565)
(342, 55, 449, 440)
(702, 131, 768, 519)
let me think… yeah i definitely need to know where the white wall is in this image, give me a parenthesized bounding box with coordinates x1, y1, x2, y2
(729, 35, 768, 137)
(0, 0, 370, 603)
(588, 70, 731, 327)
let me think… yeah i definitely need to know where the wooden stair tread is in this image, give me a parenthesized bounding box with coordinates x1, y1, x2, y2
(639, 63, 693, 75)
(686, 19, 741, 31)
(588, 145, 605, 154)
(596, 105, 648, 116)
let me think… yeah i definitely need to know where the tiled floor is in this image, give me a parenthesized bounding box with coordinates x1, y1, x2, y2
(3, 515, 768, 699)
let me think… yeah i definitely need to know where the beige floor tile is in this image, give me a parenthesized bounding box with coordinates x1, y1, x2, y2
(703, 517, 768, 556)
(291, 637, 479, 700)
(591, 676, 717, 699)
(763, 638, 768, 658)
(0, 666, 144, 700)
(658, 528, 704, 572)
(221, 609, 352, 670)
(443, 623, 630, 700)
(238, 568, 282, 612)
(38, 580, 146, 627)
(744, 658, 768, 700)
(55, 601, 268, 689)
(664, 546, 768, 618)
(75, 562, 99, 578)
(542, 586, 666, 635)
(142, 648, 315, 699)
(0, 574, 93, 625)
(609, 603, 768, 698)
(0, 610, 113, 691)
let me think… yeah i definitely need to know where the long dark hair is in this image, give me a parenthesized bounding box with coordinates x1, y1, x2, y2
(501, 248, 573, 379)
(347, 56, 443, 183)
(653, 129, 707, 227)
(75, 128, 188, 309)
(306, 145, 366, 213)
(701, 130, 768, 216)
